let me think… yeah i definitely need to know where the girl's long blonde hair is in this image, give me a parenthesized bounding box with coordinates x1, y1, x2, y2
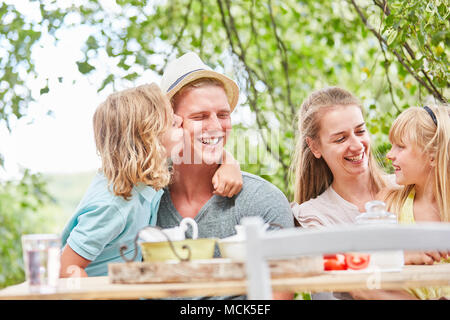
(291, 86, 387, 204)
(384, 105, 450, 222)
(93, 83, 173, 200)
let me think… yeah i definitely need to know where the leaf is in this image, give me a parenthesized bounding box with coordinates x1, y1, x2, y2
(434, 44, 444, 56)
(76, 61, 95, 74)
(39, 86, 49, 95)
(412, 59, 423, 71)
(86, 35, 99, 50)
(387, 29, 398, 45)
(396, 88, 404, 100)
(124, 72, 138, 81)
(97, 74, 114, 92)
(362, 67, 370, 77)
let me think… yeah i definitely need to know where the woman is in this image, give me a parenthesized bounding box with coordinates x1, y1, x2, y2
(290, 86, 416, 300)
(291, 86, 389, 227)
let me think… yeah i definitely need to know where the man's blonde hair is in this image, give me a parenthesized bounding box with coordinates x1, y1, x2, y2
(93, 83, 173, 200)
(383, 105, 450, 222)
(291, 86, 387, 204)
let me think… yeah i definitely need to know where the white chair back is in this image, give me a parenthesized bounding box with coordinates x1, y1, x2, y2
(242, 216, 450, 300)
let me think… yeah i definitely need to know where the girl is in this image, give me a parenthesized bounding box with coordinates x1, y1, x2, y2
(60, 83, 242, 277)
(383, 105, 450, 299)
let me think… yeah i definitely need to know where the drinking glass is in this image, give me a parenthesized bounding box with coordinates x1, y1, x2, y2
(21, 234, 61, 293)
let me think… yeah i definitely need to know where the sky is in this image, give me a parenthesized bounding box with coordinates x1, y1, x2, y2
(1, 27, 105, 179)
(0, 0, 157, 179)
(0, 0, 257, 181)
(0, 6, 109, 179)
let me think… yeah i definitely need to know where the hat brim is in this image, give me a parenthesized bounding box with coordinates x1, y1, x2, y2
(166, 70, 239, 112)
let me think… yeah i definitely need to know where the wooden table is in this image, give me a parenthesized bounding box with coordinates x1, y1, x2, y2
(1, 264, 449, 300)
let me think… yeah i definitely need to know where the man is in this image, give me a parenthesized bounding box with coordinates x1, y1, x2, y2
(158, 52, 295, 298)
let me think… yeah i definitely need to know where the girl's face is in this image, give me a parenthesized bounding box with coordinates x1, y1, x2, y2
(162, 111, 184, 158)
(309, 105, 370, 180)
(386, 140, 433, 186)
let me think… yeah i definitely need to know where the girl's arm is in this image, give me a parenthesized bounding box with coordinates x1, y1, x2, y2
(212, 150, 243, 198)
(60, 244, 91, 278)
(404, 250, 450, 265)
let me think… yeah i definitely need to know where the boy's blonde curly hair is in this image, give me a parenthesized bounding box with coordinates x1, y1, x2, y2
(93, 83, 173, 200)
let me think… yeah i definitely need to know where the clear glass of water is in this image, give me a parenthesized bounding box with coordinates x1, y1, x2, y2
(21, 234, 61, 293)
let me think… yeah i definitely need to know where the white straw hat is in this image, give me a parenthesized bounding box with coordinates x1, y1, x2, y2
(160, 52, 239, 111)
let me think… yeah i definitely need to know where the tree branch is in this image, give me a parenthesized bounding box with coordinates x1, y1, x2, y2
(157, 0, 194, 75)
(249, 0, 289, 124)
(350, 0, 446, 103)
(379, 43, 401, 114)
(372, 0, 446, 102)
(199, 0, 204, 57)
(373, 0, 390, 15)
(217, 0, 289, 175)
(267, 0, 295, 117)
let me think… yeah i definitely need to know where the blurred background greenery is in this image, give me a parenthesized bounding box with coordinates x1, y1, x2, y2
(0, 0, 448, 289)
(0, 170, 94, 287)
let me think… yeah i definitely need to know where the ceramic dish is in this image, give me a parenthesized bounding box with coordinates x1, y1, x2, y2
(140, 238, 217, 262)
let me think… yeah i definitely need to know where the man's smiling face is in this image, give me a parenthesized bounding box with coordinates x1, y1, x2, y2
(174, 84, 231, 165)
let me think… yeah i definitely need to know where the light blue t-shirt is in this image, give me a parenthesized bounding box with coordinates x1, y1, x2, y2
(61, 172, 163, 276)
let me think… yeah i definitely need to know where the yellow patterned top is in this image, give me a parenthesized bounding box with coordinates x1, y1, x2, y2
(399, 188, 450, 300)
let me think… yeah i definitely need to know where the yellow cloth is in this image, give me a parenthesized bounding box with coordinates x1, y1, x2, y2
(399, 188, 450, 300)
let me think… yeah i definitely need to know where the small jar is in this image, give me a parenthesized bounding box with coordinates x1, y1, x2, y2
(355, 200, 404, 271)
(355, 200, 397, 225)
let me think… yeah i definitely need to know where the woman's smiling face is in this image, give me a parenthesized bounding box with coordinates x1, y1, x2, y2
(308, 104, 371, 180)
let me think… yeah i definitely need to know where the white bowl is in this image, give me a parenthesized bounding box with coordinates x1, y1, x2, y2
(218, 239, 246, 261)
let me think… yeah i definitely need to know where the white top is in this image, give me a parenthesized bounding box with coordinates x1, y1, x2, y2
(291, 185, 362, 228)
(291, 185, 362, 300)
(290, 175, 397, 300)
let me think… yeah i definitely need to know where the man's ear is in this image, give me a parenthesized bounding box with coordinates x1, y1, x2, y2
(306, 137, 321, 159)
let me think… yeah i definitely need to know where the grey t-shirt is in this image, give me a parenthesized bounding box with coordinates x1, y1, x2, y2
(156, 171, 295, 299)
(157, 171, 294, 240)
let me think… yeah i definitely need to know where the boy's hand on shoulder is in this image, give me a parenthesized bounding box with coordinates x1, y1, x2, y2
(212, 155, 243, 198)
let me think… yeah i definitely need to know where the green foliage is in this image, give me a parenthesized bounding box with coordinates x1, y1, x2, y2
(69, 0, 446, 199)
(1, 0, 448, 200)
(76, 60, 96, 74)
(0, 170, 52, 288)
(294, 291, 312, 300)
(352, 0, 448, 104)
(0, 1, 68, 131)
(42, 171, 96, 224)
(0, 170, 95, 289)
